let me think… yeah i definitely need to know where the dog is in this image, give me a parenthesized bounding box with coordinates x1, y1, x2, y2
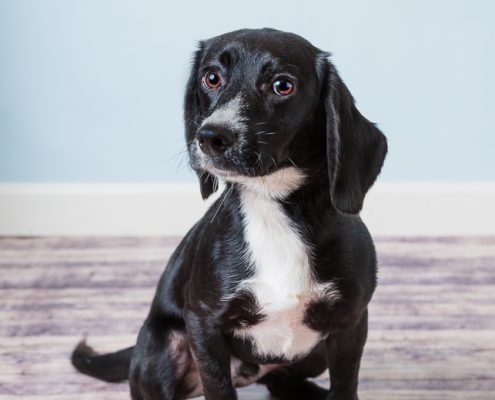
(71, 28, 387, 400)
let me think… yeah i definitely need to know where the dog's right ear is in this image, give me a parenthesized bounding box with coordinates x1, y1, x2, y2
(184, 42, 218, 200)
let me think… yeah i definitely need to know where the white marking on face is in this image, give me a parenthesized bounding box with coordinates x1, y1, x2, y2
(233, 172, 340, 361)
(200, 95, 247, 133)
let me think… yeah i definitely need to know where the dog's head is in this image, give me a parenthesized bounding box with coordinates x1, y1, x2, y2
(184, 28, 387, 214)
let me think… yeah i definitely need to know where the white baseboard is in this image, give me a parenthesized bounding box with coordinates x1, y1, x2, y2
(0, 182, 494, 236)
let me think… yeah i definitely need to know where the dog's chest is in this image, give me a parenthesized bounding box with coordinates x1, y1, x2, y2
(234, 190, 338, 360)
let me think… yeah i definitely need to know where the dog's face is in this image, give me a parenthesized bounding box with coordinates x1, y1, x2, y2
(186, 30, 322, 179)
(185, 28, 387, 214)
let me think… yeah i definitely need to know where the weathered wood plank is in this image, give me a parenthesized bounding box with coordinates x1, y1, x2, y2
(1, 236, 495, 399)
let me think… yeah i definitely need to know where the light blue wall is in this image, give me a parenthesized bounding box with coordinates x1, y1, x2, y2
(1, 0, 494, 182)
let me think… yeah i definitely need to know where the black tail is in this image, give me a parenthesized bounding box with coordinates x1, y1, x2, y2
(71, 340, 134, 383)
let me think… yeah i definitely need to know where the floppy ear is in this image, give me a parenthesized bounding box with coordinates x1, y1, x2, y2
(184, 42, 219, 200)
(321, 57, 387, 214)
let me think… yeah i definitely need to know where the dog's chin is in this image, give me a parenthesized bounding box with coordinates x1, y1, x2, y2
(191, 146, 304, 197)
(202, 162, 305, 199)
(202, 161, 274, 181)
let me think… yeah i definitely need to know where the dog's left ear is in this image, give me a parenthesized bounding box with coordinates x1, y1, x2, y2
(320, 55, 388, 214)
(184, 42, 219, 200)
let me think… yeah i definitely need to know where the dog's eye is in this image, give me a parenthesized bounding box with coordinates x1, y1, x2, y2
(202, 71, 223, 90)
(273, 78, 294, 96)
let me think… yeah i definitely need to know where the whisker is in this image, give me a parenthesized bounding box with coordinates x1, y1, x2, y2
(210, 183, 233, 224)
(254, 131, 278, 136)
(189, 119, 201, 128)
(286, 156, 297, 169)
(255, 151, 263, 168)
(164, 148, 188, 164)
(164, 149, 191, 174)
(174, 156, 188, 173)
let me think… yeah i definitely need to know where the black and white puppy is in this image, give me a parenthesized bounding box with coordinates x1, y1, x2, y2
(72, 28, 387, 400)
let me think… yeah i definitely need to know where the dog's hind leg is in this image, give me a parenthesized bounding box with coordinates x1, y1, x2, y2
(129, 323, 194, 400)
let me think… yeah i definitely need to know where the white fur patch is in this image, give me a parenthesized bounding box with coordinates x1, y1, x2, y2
(225, 167, 305, 198)
(234, 168, 340, 360)
(200, 95, 247, 133)
(184, 357, 279, 398)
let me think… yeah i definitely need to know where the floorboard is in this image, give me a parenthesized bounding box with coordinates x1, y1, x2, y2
(1, 236, 494, 399)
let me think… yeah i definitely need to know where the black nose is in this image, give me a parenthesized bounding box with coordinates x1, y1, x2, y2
(196, 128, 235, 156)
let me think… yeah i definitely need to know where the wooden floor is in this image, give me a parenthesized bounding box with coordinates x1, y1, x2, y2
(1, 236, 495, 399)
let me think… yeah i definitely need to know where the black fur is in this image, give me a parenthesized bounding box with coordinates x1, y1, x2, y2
(71, 341, 133, 383)
(72, 28, 387, 400)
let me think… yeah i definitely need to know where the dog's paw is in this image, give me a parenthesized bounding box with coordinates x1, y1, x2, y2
(327, 390, 358, 400)
(266, 379, 327, 400)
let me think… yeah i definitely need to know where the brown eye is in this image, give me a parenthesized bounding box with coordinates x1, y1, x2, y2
(273, 78, 294, 96)
(203, 71, 223, 90)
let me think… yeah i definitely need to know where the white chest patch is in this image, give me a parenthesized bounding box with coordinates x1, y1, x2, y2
(233, 168, 339, 361)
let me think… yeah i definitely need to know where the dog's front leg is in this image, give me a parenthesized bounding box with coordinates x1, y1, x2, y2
(184, 310, 237, 400)
(325, 309, 368, 400)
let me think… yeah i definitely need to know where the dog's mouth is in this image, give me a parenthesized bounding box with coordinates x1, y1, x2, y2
(192, 139, 283, 181)
(200, 157, 277, 181)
